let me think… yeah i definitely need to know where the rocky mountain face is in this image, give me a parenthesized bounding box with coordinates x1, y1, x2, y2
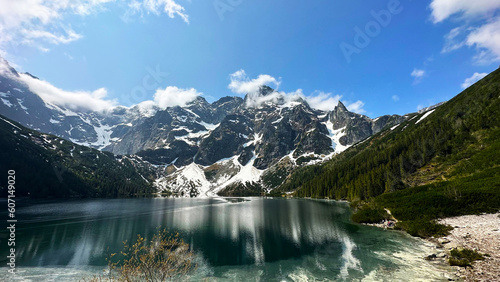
(329, 101, 405, 145)
(0, 58, 407, 197)
(0, 57, 149, 151)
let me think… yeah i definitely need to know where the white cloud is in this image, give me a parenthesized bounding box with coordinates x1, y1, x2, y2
(430, 0, 500, 64)
(411, 69, 425, 78)
(430, 0, 500, 23)
(5, 55, 367, 115)
(244, 90, 287, 108)
(2, 56, 198, 113)
(0, 0, 62, 29)
(346, 100, 366, 114)
(228, 69, 280, 95)
(135, 100, 158, 117)
(73, 0, 116, 16)
(125, 0, 189, 23)
(392, 95, 400, 101)
(0, 0, 189, 53)
(442, 27, 468, 53)
(2, 54, 112, 112)
(0, 0, 110, 51)
(304, 92, 342, 111)
(461, 72, 488, 89)
(411, 69, 426, 84)
(465, 18, 500, 62)
(17, 72, 117, 112)
(21, 28, 83, 45)
(153, 86, 201, 109)
(227, 69, 365, 113)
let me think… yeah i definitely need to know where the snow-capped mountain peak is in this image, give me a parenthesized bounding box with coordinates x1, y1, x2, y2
(0, 58, 406, 197)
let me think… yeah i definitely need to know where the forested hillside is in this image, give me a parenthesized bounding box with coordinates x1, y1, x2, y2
(0, 115, 156, 198)
(282, 68, 499, 202)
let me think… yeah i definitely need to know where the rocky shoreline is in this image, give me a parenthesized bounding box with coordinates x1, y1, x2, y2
(363, 212, 500, 281)
(431, 213, 500, 282)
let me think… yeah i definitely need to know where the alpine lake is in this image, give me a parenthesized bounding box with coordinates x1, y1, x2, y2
(0, 197, 454, 281)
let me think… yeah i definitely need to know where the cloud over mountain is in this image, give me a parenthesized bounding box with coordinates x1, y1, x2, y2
(228, 69, 365, 113)
(154, 86, 202, 108)
(17, 72, 117, 112)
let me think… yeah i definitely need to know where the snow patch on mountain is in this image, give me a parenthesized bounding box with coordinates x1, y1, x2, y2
(0, 57, 413, 197)
(323, 121, 349, 153)
(280, 100, 303, 109)
(174, 127, 210, 146)
(175, 135, 196, 146)
(272, 116, 284, 124)
(243, 133, 263, 148)
(17, 99, 28, 110)
(91, 123, 113, 150)
(317, 113, 328, 119)
(198, 121, 219, 131)
(1, 98, 12, 107)
(416, 109, 436, 124)
(154, 152, 265, 197)
(212, 152, 264, 193)
(46, 102, 78, 117)
(332, 130, 350, 153)
(155, 163, 213, 197)
(184, 108, 200, 118)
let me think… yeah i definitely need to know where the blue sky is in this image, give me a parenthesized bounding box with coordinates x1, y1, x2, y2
(1, 0, 499, 118)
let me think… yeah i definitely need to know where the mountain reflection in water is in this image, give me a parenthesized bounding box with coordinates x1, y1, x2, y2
(0, 198, 451, 281)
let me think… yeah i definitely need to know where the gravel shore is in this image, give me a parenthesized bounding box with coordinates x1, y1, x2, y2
(436, 213, 500, 281)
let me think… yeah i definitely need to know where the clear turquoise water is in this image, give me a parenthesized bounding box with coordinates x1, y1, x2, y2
(0, 198, 452, 281)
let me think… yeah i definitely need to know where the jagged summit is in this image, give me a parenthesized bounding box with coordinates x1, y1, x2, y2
(23, 72, 39, 80)
(258, 85, 275, 96)
(0, 57, 19, 77)
(335, 101, 349, 112)
(188, 96, 209, 105)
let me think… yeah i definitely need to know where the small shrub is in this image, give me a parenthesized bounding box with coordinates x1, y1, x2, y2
(351, 206, 390, 224)
(84, 229, 197, 281)
(395, 220, 453, 238)
(449, 248, 485, 268)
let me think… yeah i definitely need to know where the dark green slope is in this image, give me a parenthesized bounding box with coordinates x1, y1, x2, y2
(280, 68, 500, 235)
(0, 115, 155, 198)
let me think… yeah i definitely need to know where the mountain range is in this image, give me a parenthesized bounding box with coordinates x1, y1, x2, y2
(0, 57, 421, 197)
